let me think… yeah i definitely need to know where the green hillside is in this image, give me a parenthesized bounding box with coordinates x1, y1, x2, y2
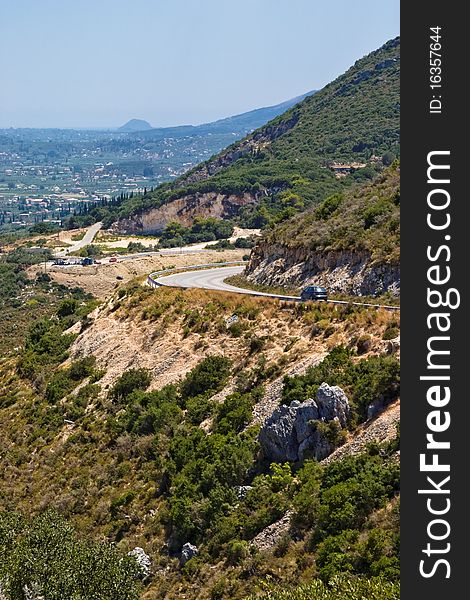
(90, 37, 399, 229)
(264, 162, 400, 264)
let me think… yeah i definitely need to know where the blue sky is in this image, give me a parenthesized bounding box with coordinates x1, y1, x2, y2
(0, 0, 399, 129)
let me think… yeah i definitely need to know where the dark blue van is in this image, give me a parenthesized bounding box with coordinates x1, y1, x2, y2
(300, 285, 328, 302)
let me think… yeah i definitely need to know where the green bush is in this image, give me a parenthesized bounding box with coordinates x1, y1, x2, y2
(0, 511, 141, 599)
(383, 326, 399, 340)
(78, 244, 102, 257)
(316, 528, 399, 581)
(45, 357, 97, 403)
(226, 539, 250, 564)
(57, 298, 79, 318)
(159, 218, 234, 248)
(110, 368, 152, 402)
(214, 392, 254, 434)
(245, 576, 399, 600)
(234, 236, 255, 248)
(180, 355, 231, 400)
(293, 451, 399, 542)
(315, 193, 344, 220)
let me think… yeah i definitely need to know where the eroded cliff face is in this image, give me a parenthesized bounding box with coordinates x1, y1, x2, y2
(246, 241, 400, 297)
(111, 113, 299, 234)
(112, 191, 257, 234)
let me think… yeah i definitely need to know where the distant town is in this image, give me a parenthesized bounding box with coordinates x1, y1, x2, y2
(0, 127, 214, 229)
(0, 94, 314, 232)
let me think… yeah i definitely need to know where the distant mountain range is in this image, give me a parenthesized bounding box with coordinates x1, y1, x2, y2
(118, 91, 315, 139)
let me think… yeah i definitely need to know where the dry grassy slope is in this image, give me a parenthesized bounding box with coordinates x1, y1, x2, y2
(69, 286, 398, 399)
(29, 248, 246, 299)
(0, 285, 400, 599)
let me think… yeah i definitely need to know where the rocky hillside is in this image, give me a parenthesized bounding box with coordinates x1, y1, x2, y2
(245, 164, 400, 297)
(1, 281, 400, 599)
(108, 38, 399, 233)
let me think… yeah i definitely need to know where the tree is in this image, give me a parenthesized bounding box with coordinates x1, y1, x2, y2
(0, 511, 141, 600)
(30, 221, 59, 235)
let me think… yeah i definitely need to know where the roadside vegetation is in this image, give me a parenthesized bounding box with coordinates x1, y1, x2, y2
(263, 163, 400, 264)
(0, 248, 95, 355)
(158, 218, 234, 248)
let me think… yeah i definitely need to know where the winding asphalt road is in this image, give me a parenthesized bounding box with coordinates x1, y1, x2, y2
(54, 222, 103, 257)
(153, 265, 300, 298)
(152, 266, 400, 310)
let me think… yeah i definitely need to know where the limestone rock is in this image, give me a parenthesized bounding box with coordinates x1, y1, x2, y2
(245, 242, 400, 298)
(180, 542, 198, 566)
(315, 382, 350, 427)
(128, 546, 151, 578)
(259, 383, 350, 462)
(258, 402, 300, 462)
(235, 485, 253, 499)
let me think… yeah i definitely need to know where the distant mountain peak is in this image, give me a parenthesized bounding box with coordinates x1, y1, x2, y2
(119, 119, 152, 132)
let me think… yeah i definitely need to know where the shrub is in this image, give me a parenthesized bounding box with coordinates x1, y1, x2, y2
(315, 527, 399, 582)
(214, 392, 254, 434)
(234, 237, 255, 248)
(274, 533, 291, 557)
(45, 357, 97, 403)
(186, 395, 213, 425)
(228, 322, 245, 337)
(315, 193, 344, 220)
(0, 510, 141, 600)
(226, 539, 250, 564)
(69, 356, 96, 379)
(356, 334, 372, 354)
(351, 356, 400, 421)
(248, 335, 266, 354)
(180, 355, 231, 400)
(383, 326, 399, 340)
(57, 298, 79, 318)
(245, 576, 400, 600)
(158, 218, 234, 248)
(110, 368, 152, 402)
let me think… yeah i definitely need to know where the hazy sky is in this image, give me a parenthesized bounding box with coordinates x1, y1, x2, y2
(0, 0, 399, 129)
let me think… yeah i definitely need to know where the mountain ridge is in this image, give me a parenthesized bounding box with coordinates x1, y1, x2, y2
(106, 37, 399, 233)
(245, 163, 400, 297)
(119, 91, 315, 140)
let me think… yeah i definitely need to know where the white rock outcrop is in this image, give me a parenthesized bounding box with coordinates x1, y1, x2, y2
(259, 383, 350, 462)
